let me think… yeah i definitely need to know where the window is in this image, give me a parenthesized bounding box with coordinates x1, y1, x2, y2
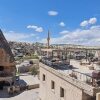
(60, 87, 64, 98)
(0, 66, 4, 71)
(51, 80, 55, 89)
(43, 74, 45, 81)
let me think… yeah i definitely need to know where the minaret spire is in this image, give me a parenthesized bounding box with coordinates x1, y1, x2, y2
(47, 30, 50, 49)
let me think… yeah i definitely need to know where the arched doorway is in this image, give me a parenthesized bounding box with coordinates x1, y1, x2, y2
(0, 81, 4, 90)
(0, 66, 4, 71)
(0, 81, 11, 90)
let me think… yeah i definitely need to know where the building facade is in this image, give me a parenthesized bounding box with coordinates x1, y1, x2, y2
(39, 62, 100, 100)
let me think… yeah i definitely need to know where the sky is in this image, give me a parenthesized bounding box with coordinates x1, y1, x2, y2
(0, 0, 100, 45)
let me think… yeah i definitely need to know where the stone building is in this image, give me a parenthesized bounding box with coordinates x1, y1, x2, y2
(39, 62, 100, 100)
(0, 29, 16, 89)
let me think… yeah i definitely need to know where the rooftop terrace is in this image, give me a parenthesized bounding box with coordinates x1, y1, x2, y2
(40, 57, 100, 96)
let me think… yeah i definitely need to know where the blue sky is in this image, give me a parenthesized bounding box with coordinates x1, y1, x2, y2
(0, 0, 100, 45)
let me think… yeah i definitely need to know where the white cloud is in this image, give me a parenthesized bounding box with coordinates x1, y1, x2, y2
(41, 25, 100, 46)
(90, 25, 100, 29)
(27, 25, 38, 29)
(59, 30, 69, 34)
(80, 17, 97, 27)
(59, 22, 65, 27)
(35, 27, 43, 32)
(80, 20, 88, 27)
(27, 25, 43, 32)
(3, 31, 36, 42)
(89, 17, 97, 24)
(48, 11, 58, 16)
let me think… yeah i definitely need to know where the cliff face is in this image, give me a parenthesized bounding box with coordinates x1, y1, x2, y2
(0, 29, 15, 63)
(0, 29, 15, 78)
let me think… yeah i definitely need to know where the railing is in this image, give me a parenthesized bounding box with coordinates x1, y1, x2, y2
(40, 59, 99, 87)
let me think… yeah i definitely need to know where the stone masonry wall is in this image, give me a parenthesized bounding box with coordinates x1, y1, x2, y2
(39, 65, 90, 100)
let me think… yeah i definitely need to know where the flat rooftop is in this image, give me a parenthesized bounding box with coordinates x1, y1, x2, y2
(19, 74, 40, 86)
(40, 57, 100, 87)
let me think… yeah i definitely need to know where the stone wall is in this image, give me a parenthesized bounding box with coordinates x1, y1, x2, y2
(39, 63, 93, 100)
(96, 93, 100, 100)
(39, 62, 100, 100)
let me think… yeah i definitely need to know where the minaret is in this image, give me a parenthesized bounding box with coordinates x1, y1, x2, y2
(47, 30, 50, 49)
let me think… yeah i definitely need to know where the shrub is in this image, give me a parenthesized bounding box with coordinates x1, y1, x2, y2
(29, 67, 39, 76)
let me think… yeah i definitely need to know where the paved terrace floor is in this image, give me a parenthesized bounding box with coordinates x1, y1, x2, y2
(56, 60, 94, 76)
(70, 60, 94, 75)
(19, 74, 40, 86)
(0, 74, 40, 100)
(0, 89, 39, 100)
